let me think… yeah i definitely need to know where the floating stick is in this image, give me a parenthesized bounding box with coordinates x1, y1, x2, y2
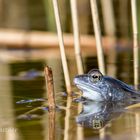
(52, 0, 71, 93)
(70, 0, 84, 74)
(44, 66, 55, 110)
(90, 0, 105, 74)
(131, 0, 139, 90)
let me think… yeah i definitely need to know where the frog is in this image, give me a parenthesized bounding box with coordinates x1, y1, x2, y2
(74, 69, 140, 101)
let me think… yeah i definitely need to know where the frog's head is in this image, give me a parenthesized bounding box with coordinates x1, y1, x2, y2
(74, 69, 108, 101)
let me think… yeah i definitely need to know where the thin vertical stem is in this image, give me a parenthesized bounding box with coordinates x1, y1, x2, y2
(100, 0, 116, 37)
(70, 0, 84, 74)
(44, 66, 56, 140)
(52, 0, 71, 93)
(70, 1, 84, 139)
(100, 0, 116, 77)
(44, 66, 55, 110)
(131, 0, 139, 89)
(90, 0, 105, 75)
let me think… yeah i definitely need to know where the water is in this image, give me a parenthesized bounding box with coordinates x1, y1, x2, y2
(0, 48, 140, 140)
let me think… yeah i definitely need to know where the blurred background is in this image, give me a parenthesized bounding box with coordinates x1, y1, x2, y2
(0, 0, 139, 36)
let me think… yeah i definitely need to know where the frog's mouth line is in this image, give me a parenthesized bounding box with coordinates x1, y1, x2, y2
(74, 81, 100, 92)
(74, 82, 106, 100)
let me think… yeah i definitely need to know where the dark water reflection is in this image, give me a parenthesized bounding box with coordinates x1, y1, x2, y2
(76, 100, 137, 130)
(0, 50, 140, 140)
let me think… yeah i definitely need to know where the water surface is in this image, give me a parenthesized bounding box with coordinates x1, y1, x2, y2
(0, 49, 140, 140)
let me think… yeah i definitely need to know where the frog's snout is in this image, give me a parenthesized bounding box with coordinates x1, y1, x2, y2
(74, 75, 81, 85)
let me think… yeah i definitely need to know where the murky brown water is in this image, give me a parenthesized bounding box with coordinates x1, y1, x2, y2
(0, 48, 140, 140)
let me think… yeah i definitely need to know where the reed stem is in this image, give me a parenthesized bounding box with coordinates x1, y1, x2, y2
(70, 2, 84, 139)
(131, 0, 139, 90)
(44, 66, 55, 110)
(100, 0, 115, 37)
(70, 0, 84, 74)
(90, 0, 105, 75)
(52, 0, 71, 93)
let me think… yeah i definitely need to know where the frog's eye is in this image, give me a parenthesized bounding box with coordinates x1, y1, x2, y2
(88, 69, 103, 83)
(91, 74, 101, 83)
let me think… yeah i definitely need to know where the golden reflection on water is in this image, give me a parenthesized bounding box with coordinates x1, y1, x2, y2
(77, 103, 84, 140)
(48, 110, 55, 140)
(0, 63, 18, 140)
(64, 96, 72, 140)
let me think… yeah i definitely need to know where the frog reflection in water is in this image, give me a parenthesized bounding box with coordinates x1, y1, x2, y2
(76, 101, 131, 129)
(74, 69, 140, 101)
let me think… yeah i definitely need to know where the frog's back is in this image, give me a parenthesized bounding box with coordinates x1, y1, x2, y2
(104, 76, 140, 96)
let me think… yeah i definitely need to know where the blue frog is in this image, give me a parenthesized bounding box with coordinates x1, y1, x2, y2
(74, 69, 140, 101)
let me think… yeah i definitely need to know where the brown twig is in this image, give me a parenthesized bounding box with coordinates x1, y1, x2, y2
(44, 66, 56, 140)
(44, 66, 55, 110)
